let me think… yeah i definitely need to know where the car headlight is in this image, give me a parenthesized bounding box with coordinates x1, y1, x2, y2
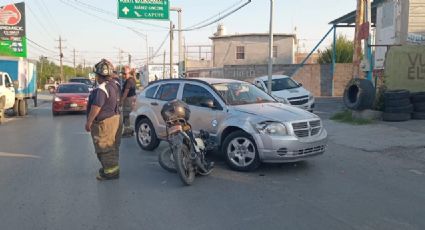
(54, 97, 62, 102)
(255, 122, 288, 136)
(277, 97, 290, 104)
(309, 94, 314, 101)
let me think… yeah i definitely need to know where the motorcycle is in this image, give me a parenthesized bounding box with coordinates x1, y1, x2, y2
(158, 100, 214, 186)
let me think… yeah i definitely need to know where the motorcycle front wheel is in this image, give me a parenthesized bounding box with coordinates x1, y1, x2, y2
(158, 147, 177, 173)
(175, 144, 195, 186)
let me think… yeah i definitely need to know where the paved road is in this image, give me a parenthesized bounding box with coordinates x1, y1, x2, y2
(0, 99, 424, 230)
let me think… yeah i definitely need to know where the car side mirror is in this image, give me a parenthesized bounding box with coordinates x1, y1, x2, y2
(200, 98, 215, 109)
(298, 83, 303, 87)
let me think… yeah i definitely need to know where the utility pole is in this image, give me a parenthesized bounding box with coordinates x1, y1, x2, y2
(162, 50, 166, 79)
(128, 54, 132, 67)
(267, 0, 274, 94)
(170, 21, 174, 79)
(73, 48, 76, 77)
(353, 0, 365, 78)
(171, 7, 183, 76)
(56, 36, 66, 82)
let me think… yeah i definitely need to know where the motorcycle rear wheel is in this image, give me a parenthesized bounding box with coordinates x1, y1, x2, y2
(158, 148, 177, 173)
(175, 145, 195, 186)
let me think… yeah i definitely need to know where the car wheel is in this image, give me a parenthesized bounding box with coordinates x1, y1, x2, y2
(136, 118, 160, 151)
(52, 111, 60, 116)
(222, 130, 260, 172)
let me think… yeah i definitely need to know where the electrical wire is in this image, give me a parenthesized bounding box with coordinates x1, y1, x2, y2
(71, 0, 169, 30)
(178, 0, 252, 32)
(185, 0, 244, 29)
(26, 4, 57, 40)
(27, 38, 56, 54)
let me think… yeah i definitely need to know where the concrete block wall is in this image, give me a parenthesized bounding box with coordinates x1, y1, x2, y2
(186, 63, 355, 97)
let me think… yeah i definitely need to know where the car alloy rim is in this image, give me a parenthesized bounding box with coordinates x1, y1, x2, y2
(138, 123, 152, 146)
(227, 137, 255, 167)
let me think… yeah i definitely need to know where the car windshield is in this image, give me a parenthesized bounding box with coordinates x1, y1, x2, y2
(212, 82, 276, 105)
(57, 84, 89, 93)
(263, 78, 300, 91)
(70, 78, 92, 86)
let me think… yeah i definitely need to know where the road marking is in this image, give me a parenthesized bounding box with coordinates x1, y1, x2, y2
(0, 152, 41, 159)
(409, 169, 424, 175)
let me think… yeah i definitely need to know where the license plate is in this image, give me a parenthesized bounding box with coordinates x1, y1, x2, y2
(70, 103, 78, 108)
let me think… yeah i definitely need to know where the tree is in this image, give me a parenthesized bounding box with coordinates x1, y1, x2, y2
(318, 35, 354, 64)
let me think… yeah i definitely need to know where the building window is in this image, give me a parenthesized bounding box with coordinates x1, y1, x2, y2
(273, 46, 278, 58)
(236, 46, 245, 60)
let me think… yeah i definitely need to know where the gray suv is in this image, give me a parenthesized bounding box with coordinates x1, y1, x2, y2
(130, 78, 327, 171)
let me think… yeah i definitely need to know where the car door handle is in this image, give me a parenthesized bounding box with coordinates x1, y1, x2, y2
(151, 102, 158, 106)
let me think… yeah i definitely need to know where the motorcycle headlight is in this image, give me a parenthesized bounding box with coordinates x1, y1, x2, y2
(255, 122, 288, 136)
(54, 97, 62, 102)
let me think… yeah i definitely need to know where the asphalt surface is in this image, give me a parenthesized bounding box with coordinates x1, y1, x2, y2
(0, 97, 424, 230)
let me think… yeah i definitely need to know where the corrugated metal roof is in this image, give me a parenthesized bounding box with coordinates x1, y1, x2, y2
(329, 0, 384, 26)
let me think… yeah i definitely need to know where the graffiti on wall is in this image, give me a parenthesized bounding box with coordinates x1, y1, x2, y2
(407, 53, 425, 80)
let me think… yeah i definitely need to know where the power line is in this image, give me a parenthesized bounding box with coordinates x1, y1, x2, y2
(185, 0, 244, 29)
(26, 38, 56, 54)
(26, 4, 57, 40)
(72, 0, 168, 30)
(179, 0, 252, 32)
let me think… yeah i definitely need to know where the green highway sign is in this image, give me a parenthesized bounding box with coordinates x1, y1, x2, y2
(118, 0, 169, 20)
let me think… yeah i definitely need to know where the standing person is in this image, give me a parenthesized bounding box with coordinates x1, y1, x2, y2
(85, 59, 121, 180)
(120, 66, 137, 137)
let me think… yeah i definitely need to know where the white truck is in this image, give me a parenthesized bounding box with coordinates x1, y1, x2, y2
(0, 58, 37, 121)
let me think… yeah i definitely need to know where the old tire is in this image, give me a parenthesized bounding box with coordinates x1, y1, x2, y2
(175, 144, 195, 186)
(136, 118, 160, 151)
(411, 92, 425, 103)
(412, 112, 425, 120)
(158, 147, 177, 173)
(13, 100, 19, 116)
(384, 98, 410, 107)
(382, 112, 411, 122)
(18, 99, 27, 116)
(343, 78, 375, 111)
(222, 131, 260, 172)
(384, 90, 410, 100)
(384, 104, 413, 113)
(413, 102, 425, 112)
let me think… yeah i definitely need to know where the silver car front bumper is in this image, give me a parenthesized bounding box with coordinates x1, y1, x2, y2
(253, 129, 327, 163)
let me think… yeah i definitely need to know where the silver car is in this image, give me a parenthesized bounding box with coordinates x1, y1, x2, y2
(130, 78, 327, 171)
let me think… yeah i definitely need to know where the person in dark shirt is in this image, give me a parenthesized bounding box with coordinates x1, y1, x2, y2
(85, 59, 121, 180)
(120, 66, 137, 137)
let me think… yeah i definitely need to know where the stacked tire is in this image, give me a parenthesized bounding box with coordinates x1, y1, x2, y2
(411, 92, 425, 120)
(383, 90, 413, 122)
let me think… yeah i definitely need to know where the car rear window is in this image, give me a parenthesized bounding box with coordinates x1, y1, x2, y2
(57, 84, 89, 93)
(145, 85, 158, 99)
(155, 83, 179, 101)
(70, 79, 92, 85)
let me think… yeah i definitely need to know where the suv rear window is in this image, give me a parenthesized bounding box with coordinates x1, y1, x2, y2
(155, 83, 179, 101)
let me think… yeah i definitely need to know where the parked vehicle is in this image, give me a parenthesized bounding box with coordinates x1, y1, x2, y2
(158, 100, 213, 185)
(69, 77, 94, 91)
(45, 82, 59, 94)
(254, 75, 315, 112)
(131, 78, 327, 171)
(0, 57, 37, 116)
(52, 83, 89, 116)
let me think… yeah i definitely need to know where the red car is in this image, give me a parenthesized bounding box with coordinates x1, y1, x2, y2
(52, 83, 90, 116)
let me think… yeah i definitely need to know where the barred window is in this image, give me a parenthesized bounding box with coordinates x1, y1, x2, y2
(236, 46, 245, 60)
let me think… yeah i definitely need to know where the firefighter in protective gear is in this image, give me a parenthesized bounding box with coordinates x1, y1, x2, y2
(85, 59, 121, 180)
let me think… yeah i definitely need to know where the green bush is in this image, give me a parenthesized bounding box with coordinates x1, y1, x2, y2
(318, 35, 354, 64)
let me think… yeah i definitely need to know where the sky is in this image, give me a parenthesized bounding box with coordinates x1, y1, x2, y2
(0, 0, 356, 67)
